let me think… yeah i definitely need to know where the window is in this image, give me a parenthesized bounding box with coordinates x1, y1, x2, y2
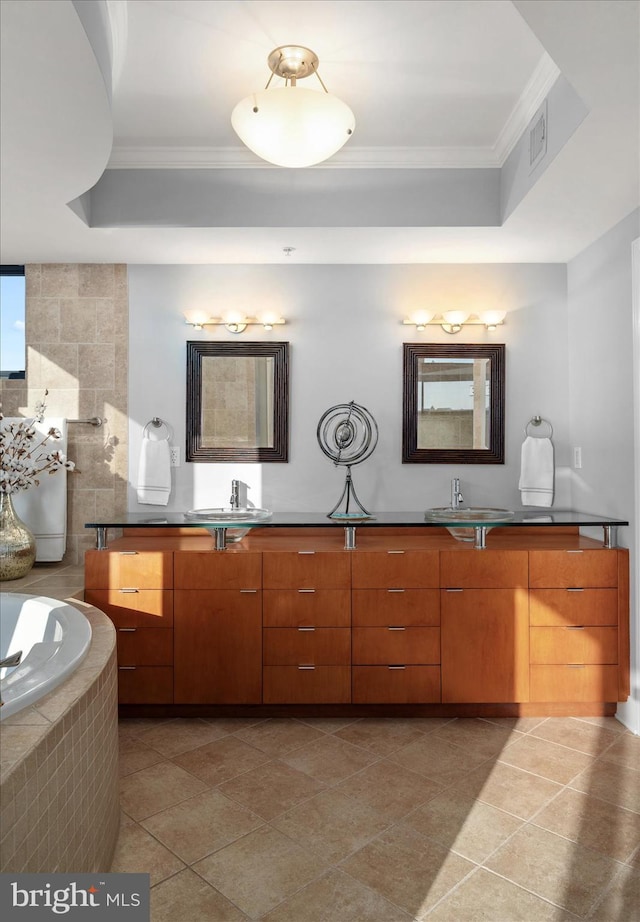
(0, 265, 26, 379)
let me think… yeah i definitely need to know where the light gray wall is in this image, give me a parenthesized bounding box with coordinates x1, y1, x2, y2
(567, 207, 640, 732)
(128, 263, 569, 516)
(501, 74, 588, 221)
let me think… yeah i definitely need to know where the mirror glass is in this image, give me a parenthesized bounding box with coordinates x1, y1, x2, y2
(403, 343, 505, 463)
(187, 341, 289, 461)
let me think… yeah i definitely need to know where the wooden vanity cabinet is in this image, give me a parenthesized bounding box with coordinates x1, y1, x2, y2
(529, 549, 623, 702)
(352, 549, 440, 703)
(85, 530, 629, 715)
(173, 551, 262, 704)
(84, 549, 174, 704)
(263, 550, 351, 703)
(440, 550, 529, 703)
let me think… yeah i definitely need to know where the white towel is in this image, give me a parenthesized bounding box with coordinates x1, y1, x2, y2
(137, 434, 171, 505)
(1, 417, 68, 561)
(519, 436, 554, 507)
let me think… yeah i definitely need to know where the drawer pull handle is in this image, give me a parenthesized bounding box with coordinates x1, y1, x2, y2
(118, 628, 137, 633)
(118, 666, 136, 670)
(567, 550, 584, 554)
(567, 588, 584, 592)
(567, 664, 586, 668)
(388, 550, 405, 555)
(119, 588, 139, 593)
(388, 626, 406, 631)
(388, 665, 406, 670)
(298, 589, 316, 594)
(388, 589, 405, 593)
(566, 626, 586, 630)
(119, 551, 139, 556)
(445, 588, 463, 592)
(298, 665, 315, 670)
(240, 589, 258, 593)
(298, 626, 316, 632)
(298, 551, 316, 555)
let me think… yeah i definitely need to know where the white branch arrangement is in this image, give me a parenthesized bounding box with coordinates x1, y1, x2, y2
(0, 390, 78, 494)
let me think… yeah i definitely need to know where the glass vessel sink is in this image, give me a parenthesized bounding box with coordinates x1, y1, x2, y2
(185, 508, 272, 543)
(424, 507, 514, 542)
(185, 508, 272, 524)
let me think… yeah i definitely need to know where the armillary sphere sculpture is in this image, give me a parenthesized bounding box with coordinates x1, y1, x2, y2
(316, 401, 379, 518)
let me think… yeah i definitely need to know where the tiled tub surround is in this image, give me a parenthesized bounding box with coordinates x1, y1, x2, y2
(0, 263, 129, 565)
(0, 568, 119, 873)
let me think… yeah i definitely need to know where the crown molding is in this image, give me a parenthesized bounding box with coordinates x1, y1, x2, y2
(493, 53, 561, 165)
(107, 144, 501, 170)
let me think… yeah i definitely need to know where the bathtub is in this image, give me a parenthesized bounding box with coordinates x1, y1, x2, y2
(0, 593, 92, 720)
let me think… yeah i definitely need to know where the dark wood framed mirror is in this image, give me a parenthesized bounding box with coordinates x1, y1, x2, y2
(186, 341, 289, 462)
(403, 342, 505, 464)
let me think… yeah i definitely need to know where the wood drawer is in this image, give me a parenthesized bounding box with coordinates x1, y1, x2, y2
(352, 627, 440, 665)
(263, 589, 350, 627)
(529, 550, 618, 588)
(174, 551, 261, 589)
(352, 666, 440, 703)
(262, 551, 350, 589)
(530, 627, 618, 664)
(85, 589, 173, 628)
(85, 550, 173, 589)
(440, 550, 528, 588)
(530, 589, 618, 626)
(117, 666, 173, 704)
(351, 550, 439, 588)
(530, 665, 620, 702)
(116, 627, 173, 666)
(263, 665, 351, 703)
(352, 589, 439, 626)
(263, 628, 351, 665)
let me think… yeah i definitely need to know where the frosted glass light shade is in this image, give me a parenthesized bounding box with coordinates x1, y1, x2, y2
(231, 86, 355, 168)
(442, 311, 470, 325)
(480, 310, 507, 326)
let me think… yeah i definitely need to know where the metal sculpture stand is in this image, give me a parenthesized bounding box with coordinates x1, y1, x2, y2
(327, 465, 371, 518)
(317, 400, 379, 521)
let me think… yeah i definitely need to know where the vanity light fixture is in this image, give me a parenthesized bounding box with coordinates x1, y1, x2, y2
(403, 310, 506, 334)
(184, 310, 286, 334)
(231, 45, 355, 168)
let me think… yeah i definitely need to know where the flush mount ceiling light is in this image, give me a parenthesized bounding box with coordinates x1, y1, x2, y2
(231, 45, 355, 168)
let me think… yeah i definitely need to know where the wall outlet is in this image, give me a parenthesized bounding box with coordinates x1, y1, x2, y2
(170, 446, 180, 467)
(573, 447, 582, 469)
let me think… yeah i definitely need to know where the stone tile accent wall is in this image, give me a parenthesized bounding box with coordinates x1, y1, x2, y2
(0, 265, 128, 563)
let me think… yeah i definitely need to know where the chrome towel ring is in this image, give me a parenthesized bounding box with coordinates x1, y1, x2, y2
(525, 415, 553, 438)
(143, 417, 172, 440)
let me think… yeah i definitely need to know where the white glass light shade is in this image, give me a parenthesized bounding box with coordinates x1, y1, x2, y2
(480, 310, 507, 326)
(231, 86, 355, 168)
(411, 310, 435, 326)
(184, 309, 209, 328)
(442, 310, 470, 325)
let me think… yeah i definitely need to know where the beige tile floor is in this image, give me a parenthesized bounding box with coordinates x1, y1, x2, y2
(113, 715, 640, 922)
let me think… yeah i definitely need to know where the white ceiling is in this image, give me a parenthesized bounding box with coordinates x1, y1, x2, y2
(0, 0, 638, 264)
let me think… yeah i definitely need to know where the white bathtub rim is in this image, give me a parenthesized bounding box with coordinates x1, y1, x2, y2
(0, 594, 92, 720)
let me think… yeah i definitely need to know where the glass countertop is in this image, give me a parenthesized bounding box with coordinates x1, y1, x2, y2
(85, 510, 628, 529)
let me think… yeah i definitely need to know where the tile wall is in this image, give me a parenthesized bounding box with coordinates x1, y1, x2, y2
(0, 264, 129, 563)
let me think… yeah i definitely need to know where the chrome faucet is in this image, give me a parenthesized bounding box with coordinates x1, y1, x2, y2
(230, 480, 241, 509)
(0, 650, 22, 708)
(451, 478, 464, 510)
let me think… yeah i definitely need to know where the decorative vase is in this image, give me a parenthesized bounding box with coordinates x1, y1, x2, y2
(0, 492, 36, 581)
